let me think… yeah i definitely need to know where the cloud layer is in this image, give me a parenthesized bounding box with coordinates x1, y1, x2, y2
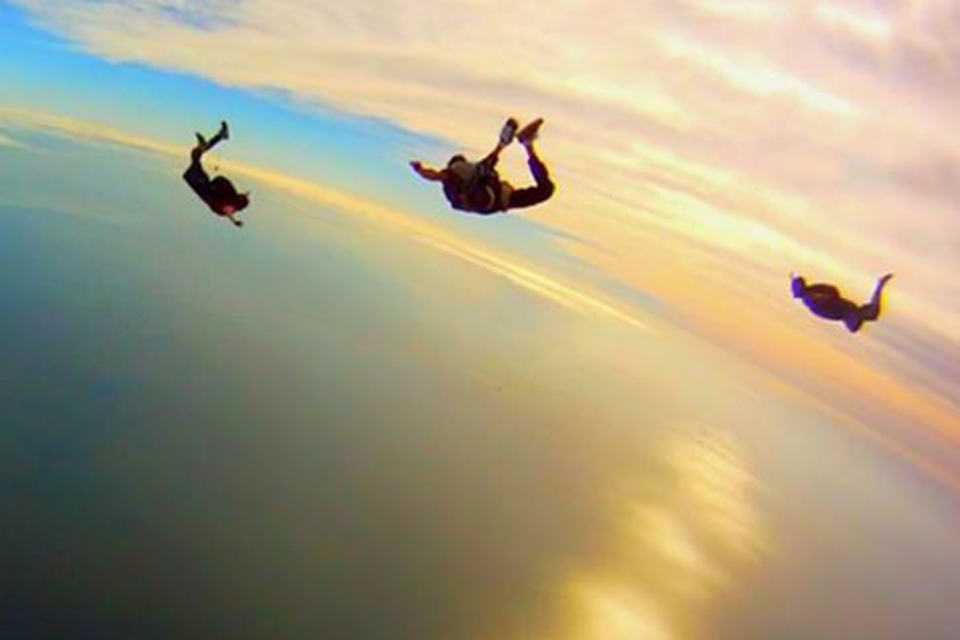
(11, 1, 960, 292)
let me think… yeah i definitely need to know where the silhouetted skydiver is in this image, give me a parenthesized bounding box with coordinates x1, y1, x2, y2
(410, 117, 555, 215)
(792, 273, 894, 332)
(183, 121, 250, 228)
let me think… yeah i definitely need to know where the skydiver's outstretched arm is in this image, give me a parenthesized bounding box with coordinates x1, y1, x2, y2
(410, 161, 447, 182)
(478, 118, 520, 169)
(505, 120, 555, 210)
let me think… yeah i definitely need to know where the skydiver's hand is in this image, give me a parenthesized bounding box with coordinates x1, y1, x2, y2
(410, 161, 445, 181)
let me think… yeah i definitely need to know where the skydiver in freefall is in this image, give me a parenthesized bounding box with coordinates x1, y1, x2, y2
(183, 121, 250, 228)
(791, 273, 894, 332)
(410, 117, 555, 215)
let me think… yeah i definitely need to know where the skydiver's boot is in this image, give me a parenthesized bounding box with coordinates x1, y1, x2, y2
(848, 273, 894, 331)
(499, 118, 519, 147)
(861, 273, 894, 322)
(206, 121, 230, 150)
(517, 118, 544, 146)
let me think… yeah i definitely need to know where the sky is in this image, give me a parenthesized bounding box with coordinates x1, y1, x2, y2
(1, 1, 960, 638)
(2, 0, 958, 476)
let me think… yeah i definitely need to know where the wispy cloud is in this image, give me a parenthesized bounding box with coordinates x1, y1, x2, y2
(0, 129, 33, 151)
(0, 106, 180, 156)
(815, 3, 893, 43)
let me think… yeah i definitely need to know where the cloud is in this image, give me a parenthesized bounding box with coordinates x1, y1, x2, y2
(413, 234, 652, 333)
(3, 1, 924, 274)
(0, 106, 181, 156)
(652, 30, 859, 118)
(0, 129, 34, 151)
(815, 3, 893, 43)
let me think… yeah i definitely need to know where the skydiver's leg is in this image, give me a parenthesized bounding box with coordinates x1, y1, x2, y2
(193, 121, 230, 159)
(473, 121, 516, 201)
(184, 155, 211, 190)
(185, 133, 213, 189)
(206, 121, 230, 149)
(845, 274, 894, 331)
(858, 273, 894, 322)
(478, 145, 504, 172)
(477, 118, 519, 172)
(505, 140, 555, 210)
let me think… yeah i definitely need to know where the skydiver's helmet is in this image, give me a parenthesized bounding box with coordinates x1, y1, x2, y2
(446, 154, 468, 168)
(791, 275, 806, 298)
(235, 193, 250, 212)
(443, 155, 473, 208)
(445, 155, 473, 186)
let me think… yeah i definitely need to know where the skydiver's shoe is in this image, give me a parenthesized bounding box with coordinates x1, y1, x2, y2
(499, 118, 519, 146)
(195, 133, 208, 150)
(219, 121, 230, 141)
(517, 118, 544, 145)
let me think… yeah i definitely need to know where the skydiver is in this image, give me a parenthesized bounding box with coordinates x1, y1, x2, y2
(183, 121, 250, 228)
(791, 273, 894, 332)
(410, 117, 555, 215)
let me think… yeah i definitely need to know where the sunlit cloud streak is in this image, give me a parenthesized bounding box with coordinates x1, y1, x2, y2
(815, 3, 893, 43)
(0, 106, 181, 156)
